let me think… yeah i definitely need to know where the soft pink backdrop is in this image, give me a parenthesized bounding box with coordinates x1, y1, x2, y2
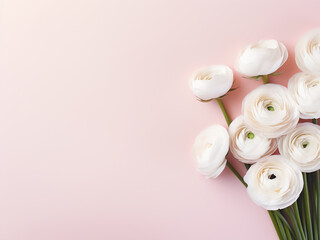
(0, 0, 319, 239)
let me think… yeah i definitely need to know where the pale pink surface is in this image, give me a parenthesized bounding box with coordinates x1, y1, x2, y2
(0, 0, 319, 239)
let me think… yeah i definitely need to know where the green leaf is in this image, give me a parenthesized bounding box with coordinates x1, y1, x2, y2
(218, 87, 239, 99)
(243, 75, 262, 80)
(270, 71, 284, 76)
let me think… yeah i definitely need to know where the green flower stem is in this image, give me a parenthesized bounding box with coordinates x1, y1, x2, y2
(284, 207, 304, 240)
(276, 214, 287, 240)
(269, 211, 284, 240)
(303, 172, 313, 240)
(226, 161, 247, 187)
(293, 201, 306, 240)
(312, 118, 319, 239)
(310, 172, 318, 240)
(284, 225, 293, 240)
(274, 211, 295, 237)
(317, 170, 320, 239)
(299, 195, 308, 240)
(216, 96, 286, 239)
(215, 98, 246, 187)
(215, 98, 231, 126)
(262, 75, 269, 84)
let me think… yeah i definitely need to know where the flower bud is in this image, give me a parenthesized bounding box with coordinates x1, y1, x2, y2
(235, 40, 288, 77)
(288, 72, 320, 119)
(193, 125, 229, 178)
(295, 28, 320, 74)
(190, 65, 233, 101)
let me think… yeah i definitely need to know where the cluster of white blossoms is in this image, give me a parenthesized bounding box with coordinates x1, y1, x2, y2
(190, 29, 320, 210)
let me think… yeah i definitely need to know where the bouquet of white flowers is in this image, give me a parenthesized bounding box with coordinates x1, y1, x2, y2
(190, 29, 320, 240)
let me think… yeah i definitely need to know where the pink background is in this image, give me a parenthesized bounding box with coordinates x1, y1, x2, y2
(0, 0, 319, 239)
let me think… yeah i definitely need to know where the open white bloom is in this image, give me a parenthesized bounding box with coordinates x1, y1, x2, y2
(244, 155, 303, 210)
(279, 123, 320, 172)
(193, 125, 229, 178)
(190, 65, 233, 101)
(288, 72, 320, 119)
(235, 40, 288, 77)
(229, 115, 277, 164)
(295, 28, 320, 74)
(242, 84, 299, 138)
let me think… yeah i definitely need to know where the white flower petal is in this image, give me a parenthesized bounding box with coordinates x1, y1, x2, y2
(190, 65, 233, 100)
(235, 40, 288, 77)
(295, 28, 320, 74)
(288, 72, 320, 119)
(242, 84, 299, 138)
(244, 155, 303, 210)
(279, 123, 320, 172)
(229, 115, 277, 164)
(193, 125, 229, 178)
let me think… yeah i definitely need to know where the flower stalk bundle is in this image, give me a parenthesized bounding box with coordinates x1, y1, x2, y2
(189, 29, 320, 240)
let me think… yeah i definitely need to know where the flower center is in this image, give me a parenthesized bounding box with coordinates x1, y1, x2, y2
(206, 143, 213, 149)
(308, 79, 319, 87)
(268, 174, 276, 180)
(267, 106, 275, 111)
(247, 132, 255, 139)
(302, 142, 309, 148)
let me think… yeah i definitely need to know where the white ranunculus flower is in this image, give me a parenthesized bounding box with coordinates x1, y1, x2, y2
(279, 123, 320, 172)
(190, 65, 233, 101)
(288, 72, 320, 119)
(229, 115, 277, 164)
(242, 84, 299, 138)
(295, 28, 320, 74)
(244, 155, 303, 210)
(235, 40, 288, 77)
(193, 125, 229, 178)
